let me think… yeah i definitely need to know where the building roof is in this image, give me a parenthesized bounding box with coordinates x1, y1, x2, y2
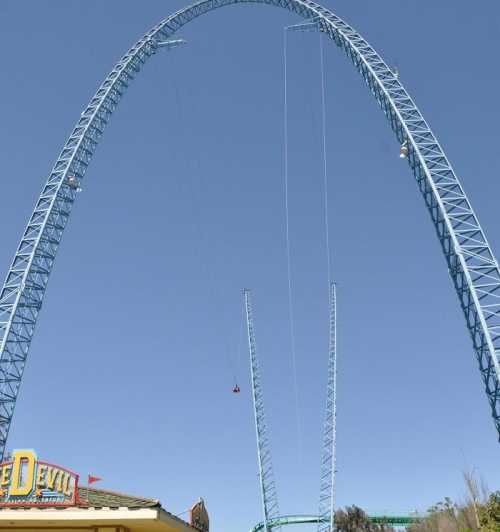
(0, 487, 200, 532)
(77, 486, 161, 509)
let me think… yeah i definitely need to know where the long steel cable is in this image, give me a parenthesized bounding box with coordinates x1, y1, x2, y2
(167, 51, 239, 387)
(283, 27, 303, 463)
(319, 33, 333, 285)
(319, 31, 337, 522)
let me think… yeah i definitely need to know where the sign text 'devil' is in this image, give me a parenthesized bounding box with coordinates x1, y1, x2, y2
(0, 450, 78, 506)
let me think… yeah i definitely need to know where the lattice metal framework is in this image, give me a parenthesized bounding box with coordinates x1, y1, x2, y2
(0, 0, 499, 461)
(318, 282, 337, 532)
(244, 289, 280, 532)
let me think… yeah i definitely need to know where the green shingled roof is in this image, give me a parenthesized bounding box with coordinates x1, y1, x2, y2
(77, 487, 160, 509)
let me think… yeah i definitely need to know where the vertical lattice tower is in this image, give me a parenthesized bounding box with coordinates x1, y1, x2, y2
(318, 282, 337, 532)
(244, 289, 281, 532)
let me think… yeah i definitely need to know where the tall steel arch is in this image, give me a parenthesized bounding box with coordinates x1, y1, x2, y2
(0, 0, 499, 460)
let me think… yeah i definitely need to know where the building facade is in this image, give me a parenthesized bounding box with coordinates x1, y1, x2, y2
(0, 450, 209, 532)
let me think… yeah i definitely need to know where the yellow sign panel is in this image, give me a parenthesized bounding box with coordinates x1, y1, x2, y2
(0, 450, 79, 506)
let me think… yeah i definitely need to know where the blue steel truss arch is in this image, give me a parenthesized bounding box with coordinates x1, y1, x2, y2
(0, 0, 499, 460)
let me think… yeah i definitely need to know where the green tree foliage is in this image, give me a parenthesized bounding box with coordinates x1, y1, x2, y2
(407, 493, 500, 532)
(334, 506, 394, 532)
(333, 477, 499, 532)
(478, 491, 500, 532)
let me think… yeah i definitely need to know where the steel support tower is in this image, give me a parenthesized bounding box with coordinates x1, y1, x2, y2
(318, 282, 337, 532)
(0, 0, 499, 460)
(244, 289, 281, 532)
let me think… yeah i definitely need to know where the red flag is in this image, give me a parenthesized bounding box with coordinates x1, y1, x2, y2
(88, 475, 102, 485)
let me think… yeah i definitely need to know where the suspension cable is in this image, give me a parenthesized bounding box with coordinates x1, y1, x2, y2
(319, 32, 332, 285)
(283, 27, 303, 463)
(319, 31, 338, 521)
(235, 300, 246, 382)
(167, 53, 239, 387)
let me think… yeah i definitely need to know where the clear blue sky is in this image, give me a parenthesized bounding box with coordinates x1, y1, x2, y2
(0, 0, 499, 530)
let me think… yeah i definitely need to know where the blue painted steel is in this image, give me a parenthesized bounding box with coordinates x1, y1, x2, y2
(318, 282, 337, 532)
(244, 289, 280, 532)
(0, 0, 499, 461)
(251, 513, 422, 532)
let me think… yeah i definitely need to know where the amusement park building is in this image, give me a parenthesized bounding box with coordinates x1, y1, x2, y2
(0, 488, 205, 532)
(0, 451, 209, 532)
